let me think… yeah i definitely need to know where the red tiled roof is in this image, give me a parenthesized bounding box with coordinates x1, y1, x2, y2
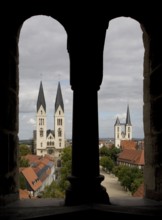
(120, 140, 137, 150)
(39, 168, 51, 182)
(133, 183, 144, 197)
(21, 155, 54, 188)
(21, 167, 42, 191)
(19, 189, 30, 199)
(138, 150, 144, 165)
(44, 154, 54, 161)
(40, 158, 50, 166)
(37, 162, 44, 170)
(40, 157, 54, 165)
(117, 149, 144, 166)
(19, 167, 25, 172)
(33, 167, 40, 174)
(23, 154, 42, 165)
(33, 161, 51, 182)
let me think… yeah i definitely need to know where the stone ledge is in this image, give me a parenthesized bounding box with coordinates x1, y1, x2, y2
(0, 197, 162, 219)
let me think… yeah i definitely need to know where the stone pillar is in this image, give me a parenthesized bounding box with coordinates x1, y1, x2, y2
(0, 22, 19, 205)
(142, 22, 162, 200)
(65, 21, 110, 205)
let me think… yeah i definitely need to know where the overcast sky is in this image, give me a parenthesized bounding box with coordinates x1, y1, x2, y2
(18, 16, 144, 140)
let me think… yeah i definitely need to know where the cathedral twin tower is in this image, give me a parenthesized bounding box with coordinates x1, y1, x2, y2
(34, 81, 132, 156)
(34, 81, 65, 158)
(114, 105, 132, 148)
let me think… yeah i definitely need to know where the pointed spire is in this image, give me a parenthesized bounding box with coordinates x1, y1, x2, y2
(114, 117, 120, 126)
(55, 82, 64, 112)
(126, 105, 131, 125)
(37, 81, 46, 111)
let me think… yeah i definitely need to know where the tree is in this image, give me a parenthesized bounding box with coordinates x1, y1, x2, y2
(61, 146, 72, 164)
(19, 144, 31, 156)
(99, 145, 121, 163)
(59, 146, 72, 191)
(99, 146, 110, 157)
(109, 146, 121, 163)
(19, 173, 26, 189)
(112, 165, 123, 176)
(131, 178, 143, 194)
(41, 181, 64, 198)
(113, 165, 144, 193)
(100, 156, 114, 173)
(40, 146, 72, 198)
(19, 158, 30, 167)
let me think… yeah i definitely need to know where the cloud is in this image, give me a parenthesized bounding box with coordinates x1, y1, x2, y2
(27, 118, 36, 125)
(19, 15, 144, 139)
(115, 113, 126, 120)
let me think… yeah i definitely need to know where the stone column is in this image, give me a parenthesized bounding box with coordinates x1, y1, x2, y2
(65, 21, 110, 205)
(142, 21, 162, 201)
(0, 22, 19, 205)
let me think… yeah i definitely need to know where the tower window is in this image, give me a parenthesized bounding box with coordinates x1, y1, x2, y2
(58, 128, 62, 137)
(39, 118, 44, 125)
(57, 118, 62, 125)
(40, 128, 43, 137)
(58, 119, 62, 125)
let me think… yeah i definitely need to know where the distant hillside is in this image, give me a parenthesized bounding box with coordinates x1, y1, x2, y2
(19, 139, 33, 145)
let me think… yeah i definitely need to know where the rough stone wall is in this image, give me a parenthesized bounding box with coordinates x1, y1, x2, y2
(143, 21, 162, 200)
(1, 10, 162, 205)
(0, 21, 20, 205)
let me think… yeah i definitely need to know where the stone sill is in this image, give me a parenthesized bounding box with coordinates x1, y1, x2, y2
(1, 197, 162, 219)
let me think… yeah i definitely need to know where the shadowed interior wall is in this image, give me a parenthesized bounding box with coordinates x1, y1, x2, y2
(0, 6, 162, 207)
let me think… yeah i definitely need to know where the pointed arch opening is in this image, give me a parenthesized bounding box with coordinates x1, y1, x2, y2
(1, 6, 162, 215)
(18, 15, 72, 199)
(99, 17, 144, 199)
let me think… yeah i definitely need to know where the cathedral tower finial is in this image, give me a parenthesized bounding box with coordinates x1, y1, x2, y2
(37, 81, 46, 111)
(55, 82, 64, 112)
(126, 105, 131, 125)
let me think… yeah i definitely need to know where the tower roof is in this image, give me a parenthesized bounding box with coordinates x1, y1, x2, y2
(126, 105, 131, 125)
(114, 117, 120, 126)
(55, 82, 64, 112)
(37, 81, 46, 111)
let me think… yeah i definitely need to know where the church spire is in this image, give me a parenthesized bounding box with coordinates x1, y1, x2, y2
(55, 82, 64, 112)
(114, 117, 120, 126)
(37, 81, 46, 111)
(126, 105, 131, 125)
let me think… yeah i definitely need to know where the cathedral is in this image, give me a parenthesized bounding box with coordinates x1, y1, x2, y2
(114, 105, 132, 148)
(33, 81, 65, 159)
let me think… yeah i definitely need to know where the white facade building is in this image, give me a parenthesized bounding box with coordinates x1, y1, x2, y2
(114, 105, 132, 148)
(34, 81, 65, 159)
